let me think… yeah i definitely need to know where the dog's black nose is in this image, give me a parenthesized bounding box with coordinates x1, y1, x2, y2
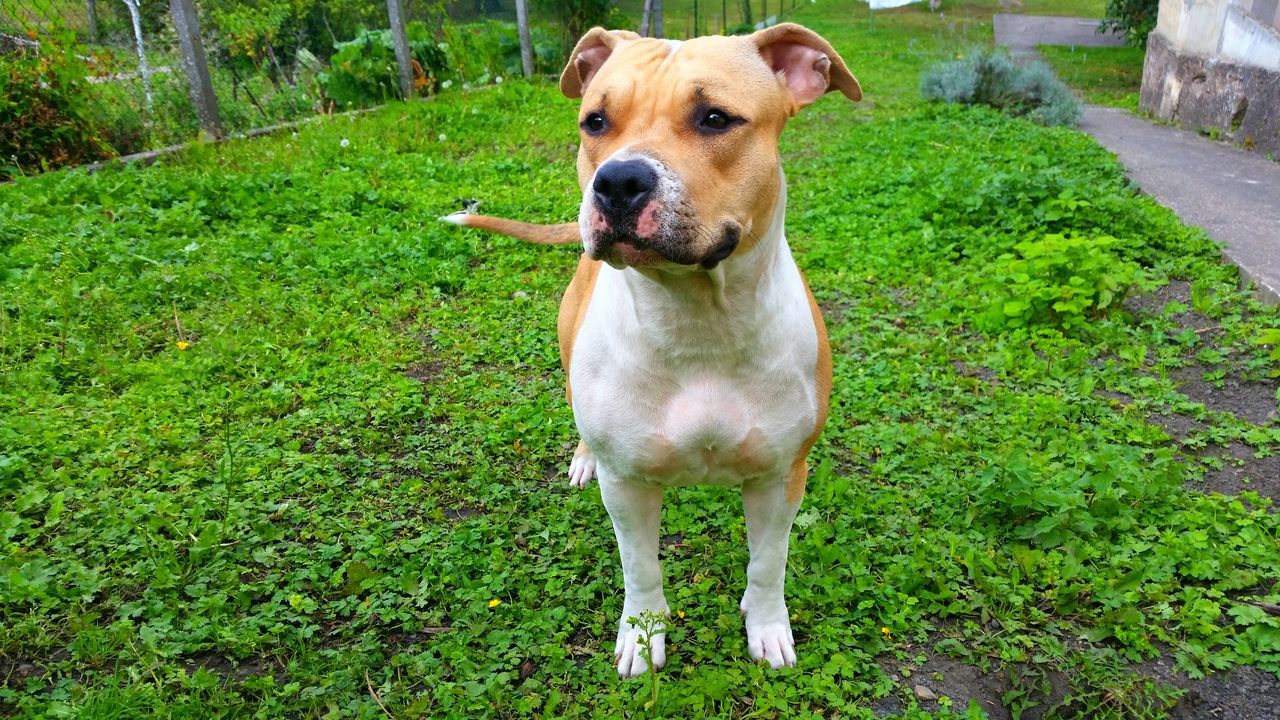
(592, 160, 657, 218)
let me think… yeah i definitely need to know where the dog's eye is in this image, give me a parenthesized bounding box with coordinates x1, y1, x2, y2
(582, 113, 607, 135)
(699, 109, 733, 132)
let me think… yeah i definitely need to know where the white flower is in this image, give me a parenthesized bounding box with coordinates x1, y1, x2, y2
(442, 79, 453, 89)
(438, 133, 447, 142)
(495, 76, 503, 84)
(340, 138, 350, 148)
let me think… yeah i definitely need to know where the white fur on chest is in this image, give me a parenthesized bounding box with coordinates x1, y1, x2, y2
(568, 237, 818, 486)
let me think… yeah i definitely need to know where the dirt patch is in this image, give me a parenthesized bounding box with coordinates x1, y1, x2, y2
(1169, 365, 1279, 426)
(1139, 655, 1280, 720)
(875, 655, 1021, 719)
(442, 504, 481, 521)
(1, 657, 44, 691)
(875, 649, 1280, 720)
(1192, 442, 1280, 507)
(1150, 412, 1208, 442)
(1124, 279, 1279, 427)
(182, 652, 285, 683)
(403, 361, 445, 384)
(1123, 280, 1218, 335)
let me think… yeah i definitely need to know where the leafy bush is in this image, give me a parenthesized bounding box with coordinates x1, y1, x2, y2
(1100, 0, 1159, 47)
(439, 20, 560, 83)
(979, 233, 1148, 331)
(921, 47, 1082, 126)
(974, 443, 1184, 548)
(317, 22, 448, 108)
(0, 30, 112, 178)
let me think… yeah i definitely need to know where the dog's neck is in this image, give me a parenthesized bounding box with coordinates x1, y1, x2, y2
(626, 170, 789, 311)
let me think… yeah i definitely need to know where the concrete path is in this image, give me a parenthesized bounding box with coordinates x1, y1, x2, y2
(993, 14, 1125, 60)
(1078, 107, 1280, 302)
(995, 15, 1280, 303)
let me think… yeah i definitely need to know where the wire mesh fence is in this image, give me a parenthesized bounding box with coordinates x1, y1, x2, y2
(1, 0, 800, 178)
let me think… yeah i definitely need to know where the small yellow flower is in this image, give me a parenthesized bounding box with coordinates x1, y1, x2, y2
(488, 598, 501, 608)
(881, 627, 891, 636)
(176, 341, 190, 350)
(677, 610, 685, 619)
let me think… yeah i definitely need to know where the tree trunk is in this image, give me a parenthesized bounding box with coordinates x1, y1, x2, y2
(121, 0, 153, 111)
(385, 0, 415, 99)
(170, 0, 223, 138)
(742, 0, 752, 26)
(641, 0, 652, 37)
(652, 0, 664, 38)
(515, 0, 534, 78)
(85, 0, 99, 43)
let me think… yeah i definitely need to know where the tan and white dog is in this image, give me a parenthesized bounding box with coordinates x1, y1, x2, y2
(444, 24, 860, 677)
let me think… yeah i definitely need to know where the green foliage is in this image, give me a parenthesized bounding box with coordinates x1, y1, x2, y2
(0, 28, 112, 178)
(1255, 328, 1280, 378)
(2, 2, 1280, 717)
(979, 233, 1148, 331)
(537, 0, 619, 53)
(439, 20, 561, 83)
(317, 22, 449, 107)
(1100, 0, 1159, 47)
(921, 47, 1082, 126)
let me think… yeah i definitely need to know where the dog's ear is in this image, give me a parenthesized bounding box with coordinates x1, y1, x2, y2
(752, 23, 861, 109)
(559, 27, 642, 98)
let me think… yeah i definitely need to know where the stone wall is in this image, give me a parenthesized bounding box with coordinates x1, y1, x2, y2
(1140, 0, 1280, 156)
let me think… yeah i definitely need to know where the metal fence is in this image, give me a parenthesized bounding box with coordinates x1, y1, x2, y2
(1, 0, 798, 169)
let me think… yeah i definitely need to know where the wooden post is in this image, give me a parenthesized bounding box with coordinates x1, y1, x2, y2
(85, 0, 99, 43)
(641, 0, 652, 37)
(169, 0, 222, 138)
(385, 0, 415, 99)
(515, 0, 534, 78)
(653, 0, 663, 38)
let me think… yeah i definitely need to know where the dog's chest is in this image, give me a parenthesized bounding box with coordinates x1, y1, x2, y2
(568, 267, 818, 485)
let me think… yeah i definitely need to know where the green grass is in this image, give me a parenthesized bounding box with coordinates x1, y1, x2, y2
(1038, 44, 1146, 110)
(3, 2, 1280, 718)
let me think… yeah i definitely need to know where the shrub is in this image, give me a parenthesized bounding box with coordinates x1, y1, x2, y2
(438, 20, 560, 83)
(1099, 0, 1159, 47)
(317, 22, 448, 108)
(979, 233, 1149, 331)
(0, 30, 112, 178)
(921, 47, 1082, 127)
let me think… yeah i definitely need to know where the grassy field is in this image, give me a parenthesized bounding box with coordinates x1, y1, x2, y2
(3, 1, 1280, 718)
(1038, 45, 1146, 111)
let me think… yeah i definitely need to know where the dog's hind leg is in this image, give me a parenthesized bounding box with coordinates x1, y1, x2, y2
(599, 474, 669, 677)
(740, 477, 802, 668)
(567, 440, 596, 489)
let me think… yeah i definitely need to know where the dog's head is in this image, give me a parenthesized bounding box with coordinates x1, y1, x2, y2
(560, 24, 860, 271)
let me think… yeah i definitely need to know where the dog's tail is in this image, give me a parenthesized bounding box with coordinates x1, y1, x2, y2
(440, 211, 580, 246)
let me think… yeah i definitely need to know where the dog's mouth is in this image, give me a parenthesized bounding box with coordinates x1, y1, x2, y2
(588, 223, 741, 271)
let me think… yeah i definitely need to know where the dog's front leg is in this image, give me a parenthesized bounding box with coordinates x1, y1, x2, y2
(599, 473, 669, 678)
(740, 477, 802, 668)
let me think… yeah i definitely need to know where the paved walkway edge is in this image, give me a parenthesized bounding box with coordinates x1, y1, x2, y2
(995, 16, 1280, 305)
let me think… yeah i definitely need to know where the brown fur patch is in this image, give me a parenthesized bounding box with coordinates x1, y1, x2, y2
(786, 275, 832, 503)
(558, 255, 603, 404)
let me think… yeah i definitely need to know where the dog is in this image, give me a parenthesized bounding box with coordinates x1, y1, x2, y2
(443, 23, 860, 677)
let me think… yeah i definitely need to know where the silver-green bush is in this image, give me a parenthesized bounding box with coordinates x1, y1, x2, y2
(921, 47, 1082, 127)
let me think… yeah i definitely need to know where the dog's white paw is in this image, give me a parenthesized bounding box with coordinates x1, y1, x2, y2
(745, 621, 796, 668)
(614, 624, 666, 678)
(567, 441, 596, 489)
